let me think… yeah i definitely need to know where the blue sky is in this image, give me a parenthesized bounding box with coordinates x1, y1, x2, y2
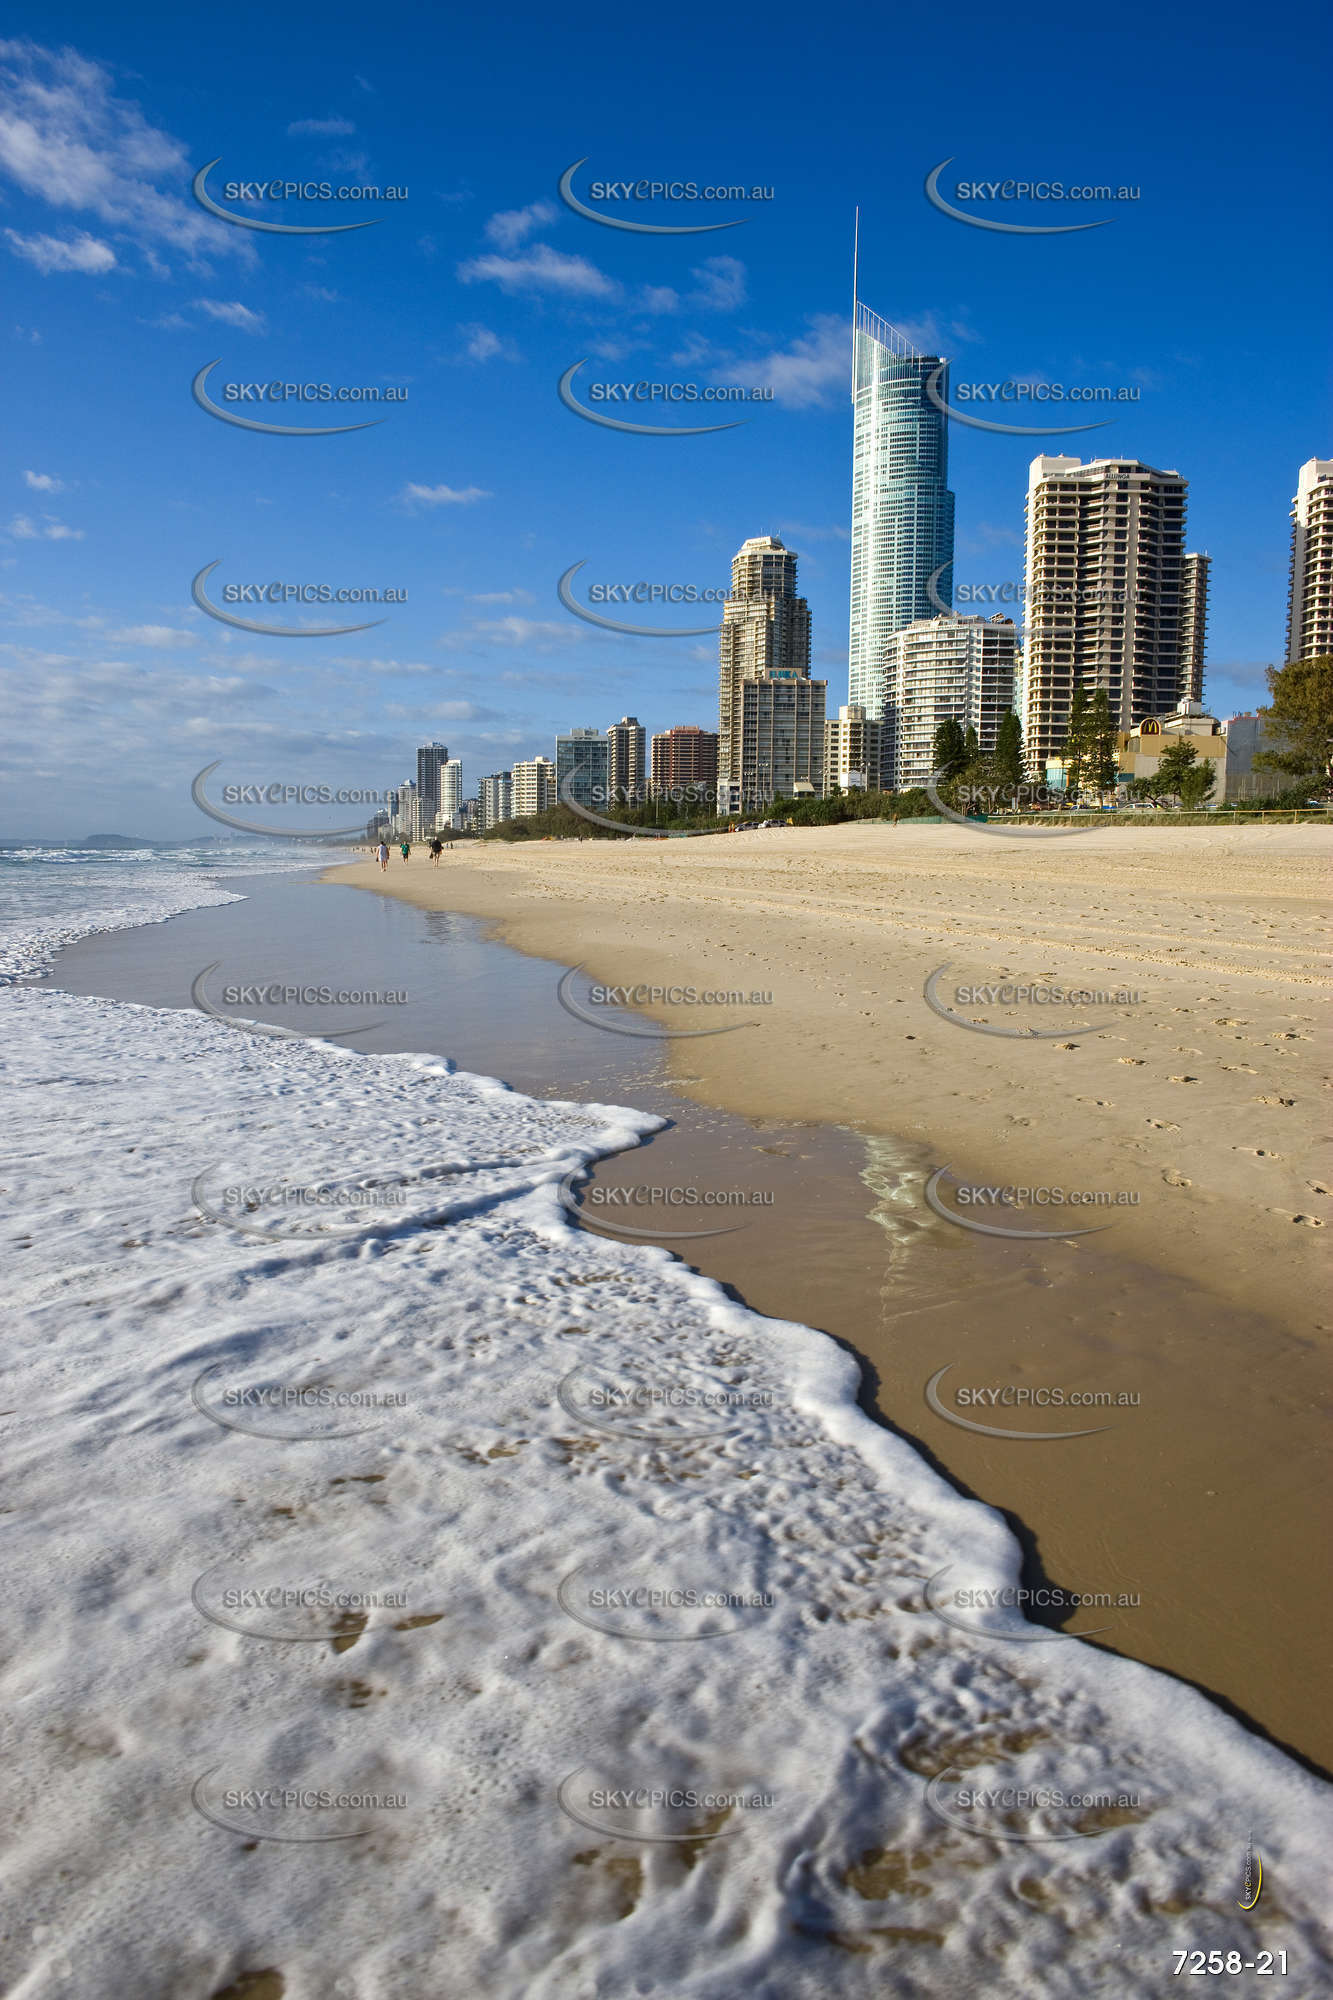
(1, 0, 1329, 837)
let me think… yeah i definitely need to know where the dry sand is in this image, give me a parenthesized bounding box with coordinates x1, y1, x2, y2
(328, 821, 1331, 1767)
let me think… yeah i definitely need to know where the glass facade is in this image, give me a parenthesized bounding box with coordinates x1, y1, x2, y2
(555, 729, 611, 810)
(848, 303, 956, 741)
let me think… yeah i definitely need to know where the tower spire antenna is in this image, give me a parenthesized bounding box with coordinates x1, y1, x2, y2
(851, 207, 860, 403)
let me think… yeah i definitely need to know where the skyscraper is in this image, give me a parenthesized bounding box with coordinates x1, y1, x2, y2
(439, 758, 462, 829)
(823, 704, 886, 795)
(1285, 457, 1333, 664)
(1022, 456, 1190, 772)
(718, 536, 811, 795)
(885, 613, 1018, 789)
(606, 717, 646, 804)
(848, 302, 956, 752)
(511, 755, 555, 818)
(650, 725, 718, 797)
(416, 742, 449, 826)
(478, 772, 514, 831)
(1180, 553, 1210, 702)
(555, 727, 611, 811)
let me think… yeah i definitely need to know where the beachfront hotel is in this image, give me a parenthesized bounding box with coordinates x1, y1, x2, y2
(1021, 456, 1194, 772)
(823, 703, 886, 795)
(607, 717, 647, 804)
(717, 536, 816, 806)
(511, 754, 555, 819)
(555, 727, 610, 810)
(848, 302, 956, 769)
(650, 724, 718, 797)
(1285, 457, 1333, 664)
(882, 613, 1018, 789)
(1180, 553, 1210, 702)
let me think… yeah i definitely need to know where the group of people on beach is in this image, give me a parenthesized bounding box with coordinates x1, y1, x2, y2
(375, 837, 447, 872)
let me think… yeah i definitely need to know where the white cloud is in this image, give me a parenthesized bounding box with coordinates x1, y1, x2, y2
(195, 299, 266, 333)
(741, 314, 846, 409)
(400, 482, 491, 507)
(638, 285, 680, 315)
(4, 229, 115, 274)
(484, 200, 558, 249)
(458, 322, 516, 362)
(0, 41, 248, 267)
(108, 625, 196, 648)
(457, 242, 618, 299)
(7, 513, 83, 540)
(287, 117, 356, 136)
(689, 255, 747, 312)
(439, 616, 580, 651)
(23, 470, 62, 492)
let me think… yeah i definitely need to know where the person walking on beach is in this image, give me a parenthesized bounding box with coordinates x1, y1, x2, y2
(429, 837, 443, 866)
(377, 841, 390, 872)
(400, 839, 410, 862)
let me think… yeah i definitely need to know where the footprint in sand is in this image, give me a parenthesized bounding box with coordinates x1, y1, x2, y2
(1233, 1147, 1280, 1159)
(1279, 1213, 1325, 1227)
(1118, 1057, 1146, 1066)
(1078, 1097, 1114, 1107)
(1162, 1169, 1192, 1187)
(1221, 1064, 1258, 1074)
(1167, 1075, 1199, 1084)
(1255, 1095, 1296, 1107)
(1146, 1118, 1180, 1131)
(1307, 1181, 1330, 1196)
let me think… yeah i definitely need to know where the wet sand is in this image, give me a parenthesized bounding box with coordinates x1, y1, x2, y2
(325, 825, 1332, 1771)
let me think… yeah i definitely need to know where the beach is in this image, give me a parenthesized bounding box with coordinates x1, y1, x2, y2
(328, 821, 1332, 1770)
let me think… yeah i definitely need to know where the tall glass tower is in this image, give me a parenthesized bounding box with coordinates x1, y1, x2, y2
(848, 302, 955, 740)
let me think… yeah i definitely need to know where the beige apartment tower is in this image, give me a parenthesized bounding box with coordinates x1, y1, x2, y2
(885, 614, 1018, 789)
(1286, 458, 1333, 664)
(1022, 456, 1191, 771)
(717, 536, 812, 792)
(1180, 552, 1210, 702)
(511, 755, 555, 819)
(823, 704, 886, 795)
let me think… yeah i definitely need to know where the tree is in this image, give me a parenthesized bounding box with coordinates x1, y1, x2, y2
(1088, 688, 1119, 793)
(964, 724, 979, 762)
(1178, 759, 1217, 809)
(932, 717, 967, 778)
(1063, 684, 1092, 799)
(1254, 656, 1333, 796)
(994, 710, 1025, 787)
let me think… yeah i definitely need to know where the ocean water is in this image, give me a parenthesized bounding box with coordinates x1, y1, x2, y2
(1, 849, 1329, 2000)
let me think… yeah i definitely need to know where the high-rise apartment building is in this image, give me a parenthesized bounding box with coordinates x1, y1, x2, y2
(885, 613, 1018, 789)
(416, 742, 449, 826)
(718, 536, 811, 793)
(849, 302, 956, 747)
(1285, 458, 1333, 664)
(1180, 553, 1210, 702)
(478, 772, 514, 831)
(1022, 456, 1190, 771)
(393, 778, 420, 841)
(650, 725, 718, 796)
(555, 727, 611, 811)
(823, 703, 886, 795)
(734, 674, 826, 804)
(606, 717, 646, 804)
(511, 755, 555, 819)
(437, 758, 463, 830)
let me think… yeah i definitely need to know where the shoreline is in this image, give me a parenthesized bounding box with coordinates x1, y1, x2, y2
(325, 823, 1332, 1770)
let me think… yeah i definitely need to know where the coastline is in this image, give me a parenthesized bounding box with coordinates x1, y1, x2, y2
(325, 822, 1332, 1770)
